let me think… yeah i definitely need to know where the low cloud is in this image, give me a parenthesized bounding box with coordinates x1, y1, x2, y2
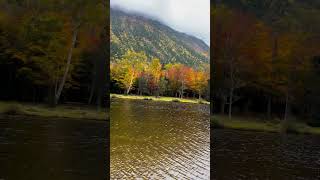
(110, 0, 210, 45)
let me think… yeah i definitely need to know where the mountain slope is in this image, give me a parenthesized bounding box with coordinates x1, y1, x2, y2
(110, 8, 209, 66)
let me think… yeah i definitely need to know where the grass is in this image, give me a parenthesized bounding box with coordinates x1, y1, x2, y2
(211, 115, 320, 135)
(211, 115, 279, 132)
(111, 93, 210, 104)
(0, 101, 107, 120)
(283, 121, 320, 135)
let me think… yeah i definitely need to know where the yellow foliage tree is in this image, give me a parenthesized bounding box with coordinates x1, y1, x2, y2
(111, 50, 147, 94)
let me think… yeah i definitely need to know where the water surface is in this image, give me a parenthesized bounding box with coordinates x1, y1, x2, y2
(111, 98, 210, 179)
(213, 129, 320, 179)
(0, 116, 108, 180)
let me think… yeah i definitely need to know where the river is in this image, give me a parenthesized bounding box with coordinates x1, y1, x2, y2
(110, 98, 210, 179)
(213, 129, 320, 179)
(0, 116, 108, 180)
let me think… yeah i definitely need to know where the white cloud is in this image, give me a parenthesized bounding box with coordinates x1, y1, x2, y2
(110, 0, 210, 45)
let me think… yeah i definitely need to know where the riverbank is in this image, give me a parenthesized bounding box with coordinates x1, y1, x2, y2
(0, 101, 108, 120)
(211, 115, 320, 135)
(111, 93, 209, 104)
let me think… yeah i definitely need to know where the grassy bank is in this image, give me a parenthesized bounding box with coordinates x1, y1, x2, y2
(0, 101, 108, 120)
(111, 93, 209, 104)
(211, 115, 320, 135)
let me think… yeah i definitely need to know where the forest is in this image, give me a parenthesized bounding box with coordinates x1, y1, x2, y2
(110, 9, 210, 101)
(0, 0, 109, 109)
(111, 50, 210, 100)
(212, 0, 320, 129)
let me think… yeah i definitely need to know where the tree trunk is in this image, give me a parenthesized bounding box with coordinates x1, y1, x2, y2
(221, 96, 225, 114)
(96, 87, 102, 111)
(48, 84, 55, 107)
(54, 76, 58, 96)
(55, 23, 80, 104)
(88, 83, 95, 105)
(126, 85, 131, 95)
(228, 55, 235, 120)
(229, 88, 233, 119)
(284, 91, 289, 122)
(267, 96, 272, 119)
(126, 73, 135, 95)
(180, 85, 184, 99)
(88, 64, 97, 104)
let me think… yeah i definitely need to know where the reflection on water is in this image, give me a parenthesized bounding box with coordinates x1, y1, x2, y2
(111, 98, 210, 179)
(213, 129, 320, 179)
(0, 116, 108, 180)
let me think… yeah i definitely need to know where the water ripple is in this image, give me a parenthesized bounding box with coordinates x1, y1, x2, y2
(111, 99, 210, 179)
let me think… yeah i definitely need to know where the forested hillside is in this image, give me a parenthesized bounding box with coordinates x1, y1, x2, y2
(110, 8, 209, 66)
(212, 0, 320, 125)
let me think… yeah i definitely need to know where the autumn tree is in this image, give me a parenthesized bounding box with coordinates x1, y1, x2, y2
(213, 7, 256, 119)
(0, 0, 110, 108)
(19, 13, 73, 105)
(186, 67, 209, 99)
(146, 58, 162, 96)
(111, 50, 147, 94)
(54, 0, 106, 104)
(164, 63, 190, 98)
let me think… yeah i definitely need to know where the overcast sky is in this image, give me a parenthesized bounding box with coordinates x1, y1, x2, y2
(110, 0, 210, 45)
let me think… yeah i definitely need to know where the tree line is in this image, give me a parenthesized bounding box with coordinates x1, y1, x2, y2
(212, 4, 320, 123)
(0, 0, 109, 108)
(111, 50, 210, 100)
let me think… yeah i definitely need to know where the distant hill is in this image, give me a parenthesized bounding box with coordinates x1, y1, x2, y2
(110, 8, 209, 66)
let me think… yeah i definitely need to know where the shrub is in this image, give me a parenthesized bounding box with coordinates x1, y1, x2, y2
(198, 100, 205, 104)
(281, 120, 303, 134)
(211, 117, 225, 129)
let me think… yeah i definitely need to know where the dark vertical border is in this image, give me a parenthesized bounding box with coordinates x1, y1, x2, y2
(210, 0, 215, 179)
(104, 0, 110, 179)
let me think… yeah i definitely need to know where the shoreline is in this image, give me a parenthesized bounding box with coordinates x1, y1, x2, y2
(0, 101, 108, 121)
(111, 93, 210, 104)
(211, 115, 320, 135)
(0, 114, 108, 122)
